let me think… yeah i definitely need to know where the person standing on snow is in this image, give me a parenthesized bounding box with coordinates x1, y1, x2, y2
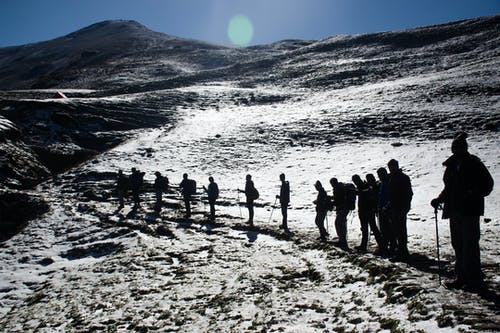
(431, 132, 494, 291)
(238, 174, 259, 226)
(276, 173, 290, 231)
(352, 174, 386, 254)
(203, 176, 219, 221)
(130, 167, 145, 208)
(313, 180, 329, 242)
(116, 169, 128, 209)
(153, 171, 169, 212)
(387, 159, 413, 261)
(376, 167, 396, 254)
(329, 177, 351, 249)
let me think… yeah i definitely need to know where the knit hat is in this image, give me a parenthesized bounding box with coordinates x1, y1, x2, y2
(452, 132, 468, 151)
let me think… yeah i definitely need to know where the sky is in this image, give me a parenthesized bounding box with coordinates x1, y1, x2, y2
(0, 0, 499, 47)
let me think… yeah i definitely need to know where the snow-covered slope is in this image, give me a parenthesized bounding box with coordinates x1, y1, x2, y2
(0, 15, 499, 332)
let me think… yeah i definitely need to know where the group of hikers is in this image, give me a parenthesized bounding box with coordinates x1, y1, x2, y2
(114, 133, 493, 292)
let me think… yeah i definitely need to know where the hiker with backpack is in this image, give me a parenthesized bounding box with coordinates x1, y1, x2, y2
(430, 133, 494, 292)
(352, 174, 386, 254)
(275, 173, 290, 231)
(153, 171, 169, 212)
(203, 176, 219, 221)
(377, 167, 397, 255)
(116, 169, 128, 209)
(238, 174, 259, 226)
(130, 167, 145, 208)
(313, 180, 330, 242)
(179, 173, 196, 218)
(387, 159, 413, 261)
(329, 177, 355, 249)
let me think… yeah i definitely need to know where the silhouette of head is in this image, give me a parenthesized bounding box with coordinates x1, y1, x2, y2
(183, 173, 188, 179)
(366, 173, 376, 185)
(315, 180, 323, 191)
(279, 173, 285, 181)
(330, 177, 338, 187)
(209, 176, 214, 183)
(387, 159, 399, 174)
(377, 167, 389, 182)
(352, 174, 363, 187)
(246, 174, 252, 181)
(118, 170, 123, 175)
(451, 132, 468, 156)
(155, 171, 161, 177)
(131, 167, 137, 173)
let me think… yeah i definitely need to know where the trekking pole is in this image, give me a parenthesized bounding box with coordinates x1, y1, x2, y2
(434, 207, 442, 286)
(268, 197, 277, 223)
(325, 213, 329, 233)
(237, 190, 242, 218)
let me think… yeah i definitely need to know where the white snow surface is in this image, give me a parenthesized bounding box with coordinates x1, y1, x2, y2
(0, 79, 499, 332)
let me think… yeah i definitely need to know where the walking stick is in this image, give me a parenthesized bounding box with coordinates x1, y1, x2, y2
(434, 207, 442, 286)
(237, 190, 242, 218)
(325, 213, 329, 233)
(268, 197, 277, 223)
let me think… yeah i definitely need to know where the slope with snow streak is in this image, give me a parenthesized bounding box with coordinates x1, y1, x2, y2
(0, 78, 498, 332)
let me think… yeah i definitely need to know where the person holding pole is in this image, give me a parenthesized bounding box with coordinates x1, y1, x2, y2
(275, 173, 290, 231)
(431, 132, 494, 292)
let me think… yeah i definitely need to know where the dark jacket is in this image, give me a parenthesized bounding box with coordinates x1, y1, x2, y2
(378, 180, 390, 210)
(356, 182, 376, 213)
(245, 180, 258, 201)
(389, 169, 413, 212)
(438, 153, 494, 218)
(333, 183, 349, 210)
(315, 187, 329, 212)
(280, 181, 290, 204)
(207, 182, 219, 200)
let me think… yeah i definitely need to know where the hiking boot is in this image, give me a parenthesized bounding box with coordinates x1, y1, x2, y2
(355, 245, 367, 253)
(445, 278, 465, 290)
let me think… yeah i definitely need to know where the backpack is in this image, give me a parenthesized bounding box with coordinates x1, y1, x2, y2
(186, 179, 197, 195)
(344, 183, 357, 211)
(161, 176, 169, 192)
(250, 187, 259, 200)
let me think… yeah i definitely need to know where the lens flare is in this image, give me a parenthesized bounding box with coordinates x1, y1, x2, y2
(227, 15, 253, 46)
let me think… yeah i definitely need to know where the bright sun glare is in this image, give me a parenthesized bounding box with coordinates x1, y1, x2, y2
(227, 15, 254, 46)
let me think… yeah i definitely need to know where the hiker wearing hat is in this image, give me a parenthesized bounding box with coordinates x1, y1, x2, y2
(431, 132, 494, 291)
(387, 159, 413, 261)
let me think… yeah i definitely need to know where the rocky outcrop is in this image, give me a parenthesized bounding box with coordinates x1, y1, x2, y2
(0, 190, 49, 241)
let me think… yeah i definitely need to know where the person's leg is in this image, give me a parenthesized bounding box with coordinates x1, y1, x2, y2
(461, 215, 483, 288)
(247, 199, 254, 224)
(335, 210, 348, 245)
(118, 190, 124, 208)
(449, 216, 465, 286)
(315, 210, 327, 240)
(358, 211, 369, 250)
(184, 195, 191, 217)
(368, 212, 386, 252)
(380, 210, 396, 253)
(209, 199, 216, 220)
(281, 204, 288, 229)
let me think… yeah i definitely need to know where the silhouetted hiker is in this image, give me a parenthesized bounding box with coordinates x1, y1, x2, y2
(313, 181, 329, 242)
(352, 174, 386, 254)
(179, 173, 196, 218)
(431, 133, 494, 292)
(238, 174, 259, 226)
(387, 159, 413, 261)
(203, 176, 219, 221)
(329, 177, 352, 248)
(276, 173, 290, 231)
(116, 169, 128, 209)
(154, 171, 169, 212)
(130, 167, 145, 208)
(377, 167, 396, 254)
